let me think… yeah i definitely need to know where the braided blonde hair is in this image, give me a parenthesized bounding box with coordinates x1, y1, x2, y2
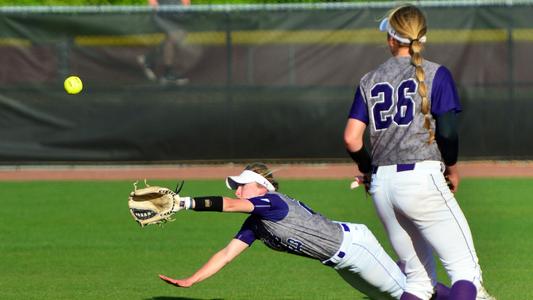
(387, 5, 434, 143)
(244, 162, 279, 191)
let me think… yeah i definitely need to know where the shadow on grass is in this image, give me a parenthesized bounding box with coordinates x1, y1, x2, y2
(146, 297, 224, 300)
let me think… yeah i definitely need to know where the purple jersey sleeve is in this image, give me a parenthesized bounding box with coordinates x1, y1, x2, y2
(247, 193, 289, 221)
(348, 86, 369, 123)
(431, 66, 462, 116)
(235, 216, 257, 245)
(234, 193, 289, 245)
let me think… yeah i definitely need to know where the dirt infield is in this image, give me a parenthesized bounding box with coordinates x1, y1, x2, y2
(0, 161, 532, 181)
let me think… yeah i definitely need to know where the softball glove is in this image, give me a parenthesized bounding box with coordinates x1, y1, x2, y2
(128, 181, 185, 227)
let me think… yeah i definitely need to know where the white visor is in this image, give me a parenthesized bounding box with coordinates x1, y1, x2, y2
(379, 18, 426, 44)
(226, 170, 276, 192)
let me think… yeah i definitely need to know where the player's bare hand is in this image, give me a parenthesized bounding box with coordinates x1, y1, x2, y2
(350, 174, 371, 194)
(444, 165, 460, 193)
(159, 274, 193, 288)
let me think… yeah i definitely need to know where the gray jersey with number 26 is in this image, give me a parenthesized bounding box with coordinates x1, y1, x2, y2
(348, 56, 461, 166)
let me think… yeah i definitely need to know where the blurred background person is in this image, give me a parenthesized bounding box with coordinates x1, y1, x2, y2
(138, 0, 192, 85)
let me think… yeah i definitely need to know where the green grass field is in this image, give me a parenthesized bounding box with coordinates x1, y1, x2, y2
(1, 178, 532, 299)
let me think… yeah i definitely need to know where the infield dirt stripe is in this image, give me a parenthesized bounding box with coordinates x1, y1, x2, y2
(0, 161, 531, 181)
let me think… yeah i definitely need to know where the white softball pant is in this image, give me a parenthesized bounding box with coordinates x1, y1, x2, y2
(323, 222, 406, 300)
(370, 161, 483, 300)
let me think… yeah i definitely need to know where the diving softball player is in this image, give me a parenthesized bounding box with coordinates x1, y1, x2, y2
(344, 5, 494, 300)
(159, 163, 420, 300)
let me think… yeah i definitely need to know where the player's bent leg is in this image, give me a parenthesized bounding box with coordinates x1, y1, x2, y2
(371, 169, 440, 299)
(371, 180, 436, 300)
(415, 190, 482, 289)
(408, 167, 483, 300)
(337, 269, 399, 300)
(333, 223, 406, 300)
(394, 212, 438, 299)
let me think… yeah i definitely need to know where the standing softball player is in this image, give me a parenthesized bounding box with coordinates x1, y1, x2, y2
(343, 5, 494, 300)
(158, 163, 429, 300)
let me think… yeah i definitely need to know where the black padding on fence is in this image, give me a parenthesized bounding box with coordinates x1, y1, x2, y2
(0, 4, 532, 163)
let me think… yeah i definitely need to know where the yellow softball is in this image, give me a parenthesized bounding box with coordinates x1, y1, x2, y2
(64, 76, 83, 94)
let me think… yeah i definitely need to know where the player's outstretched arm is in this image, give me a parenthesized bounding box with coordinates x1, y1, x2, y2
(159, 239, 249, 288)
(221, 197, 254, 212)
(183, 196, 254, 213)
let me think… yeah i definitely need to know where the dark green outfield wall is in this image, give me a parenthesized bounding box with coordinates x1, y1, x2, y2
(0, 3, 532, 163)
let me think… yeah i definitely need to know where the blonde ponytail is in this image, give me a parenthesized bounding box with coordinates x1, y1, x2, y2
(410, 40, 434, 143)
(388, 5, 434, 143)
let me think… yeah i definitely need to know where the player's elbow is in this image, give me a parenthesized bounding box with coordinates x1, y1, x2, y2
(223, 200, 239, 212)
(344, 119, 365, 151)
(218, 253, 233, 265)
(436, 129, 457, 141)
(344, 132, 363, 152)
(218, 247, 242, 265)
